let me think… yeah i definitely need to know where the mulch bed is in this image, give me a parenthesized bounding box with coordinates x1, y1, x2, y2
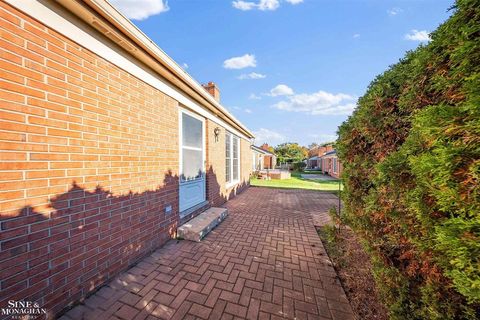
(318, 226, 389, 320)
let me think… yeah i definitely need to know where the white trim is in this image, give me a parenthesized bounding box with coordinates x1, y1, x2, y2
(182, 146, 202, 151)
(226, 181, 239, 189)
(234, 135, 240, 182)
(225, 132, 241, 189)
(5, 0, 251, 141)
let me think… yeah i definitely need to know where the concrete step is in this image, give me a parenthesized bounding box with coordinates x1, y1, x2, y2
(177, 207, 228, 242)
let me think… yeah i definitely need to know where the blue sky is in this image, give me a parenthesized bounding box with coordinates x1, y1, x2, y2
(110, 0, 453, 146)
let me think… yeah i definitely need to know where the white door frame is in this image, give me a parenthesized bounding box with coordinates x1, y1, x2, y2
(178, 107, 206, 214)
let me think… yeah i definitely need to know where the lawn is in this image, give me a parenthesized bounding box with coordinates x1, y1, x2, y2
(250, 171, 342, 194)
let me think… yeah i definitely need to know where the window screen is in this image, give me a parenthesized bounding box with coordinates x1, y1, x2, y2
(182, 113, 202, 149)
(181, 113, 203, 181)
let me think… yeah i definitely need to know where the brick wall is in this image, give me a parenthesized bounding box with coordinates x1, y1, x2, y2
(321, 156, 342, 178)
(240, 138, 253, 191)
(205, 119, 252, 207)
(0, 2, 253, 317)
(0, 2, 181, 316)
(263, 155, 275, 169)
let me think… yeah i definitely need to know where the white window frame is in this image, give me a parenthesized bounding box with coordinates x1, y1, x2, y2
(333, 157, 337, 174)
(179, 108, 205, 183)
(226, 132, 240, 188)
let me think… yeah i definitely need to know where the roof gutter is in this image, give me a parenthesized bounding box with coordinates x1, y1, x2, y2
(56, 0, 254, 139)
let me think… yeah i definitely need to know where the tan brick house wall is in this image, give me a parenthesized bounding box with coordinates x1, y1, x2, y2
(205, 119, 252, 207)
(0, 1, 253, 317)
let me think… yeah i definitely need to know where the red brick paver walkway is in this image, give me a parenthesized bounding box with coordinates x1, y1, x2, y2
(62, 187, 354, 320)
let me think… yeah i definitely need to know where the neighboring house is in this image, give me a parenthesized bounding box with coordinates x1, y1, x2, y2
(321, 150, 343, 178)
(307, 144, 334, 159)
(260, 143, 277, 169)
(0, 0, 254, 317)
(307, 145, 334, 169)
(251, 145, 268, 171)
(307, 155, 320, 169)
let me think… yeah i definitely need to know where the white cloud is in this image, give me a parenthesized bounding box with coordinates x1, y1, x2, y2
(181, 63, 188, 69)
(353, 33, 360, 38)
(230, 106, 253, 113)
(258, 0, 279, 11)
(223, 54, 257, 69)
(253, 128, 285, 145)
(285, 0, 303, 4)
(249, 93, 262, 100)
(273, 90, 356, 115)
(110, 0, 169, 20)
(308, 133, 338, 142)
(269, 84, 294, 97)
(232, 0, 287, 11)
(232, 0, 257, 10)
(238, 72, 266, 80)
(387, 7, 403, 16)
(404, 29, 431, 42)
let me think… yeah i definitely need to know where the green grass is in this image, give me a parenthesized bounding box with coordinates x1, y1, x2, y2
(250, 171, 342, 194)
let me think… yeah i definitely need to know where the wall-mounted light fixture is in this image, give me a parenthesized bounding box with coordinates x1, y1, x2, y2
(214, 127, 221, 142)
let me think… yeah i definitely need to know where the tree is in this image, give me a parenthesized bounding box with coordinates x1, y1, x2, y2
(274, 143, 308, 163)
(320, 141, 336, 147)
(308, 142, 319, 150)
(337, 1, 480, 318)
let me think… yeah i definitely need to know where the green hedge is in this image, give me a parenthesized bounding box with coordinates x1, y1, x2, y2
(337, 1, 479, 319)
(292, 161, 307, 171)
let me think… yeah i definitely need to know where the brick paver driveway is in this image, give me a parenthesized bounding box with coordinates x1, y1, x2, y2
(63, 187, 354, 320)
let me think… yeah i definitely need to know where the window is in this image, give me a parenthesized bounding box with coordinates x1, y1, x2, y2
(233, 136, 239, 181)
(181, 112, 203, 181)
(333, 158, 337, 173)
(226, 132, 231, 183)
(252, 152, 262, 171)
(225, 132, 240, 185)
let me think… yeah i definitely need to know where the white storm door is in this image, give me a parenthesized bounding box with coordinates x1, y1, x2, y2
(179, 110, 206, 215)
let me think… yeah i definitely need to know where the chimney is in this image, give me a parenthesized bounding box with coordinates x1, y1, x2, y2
(202, 81, 220, 102)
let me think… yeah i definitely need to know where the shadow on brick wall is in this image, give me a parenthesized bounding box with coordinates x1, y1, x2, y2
(0, 166, 250, 319)
(0, 170, 180, 318)
(206, 165, 249, 207)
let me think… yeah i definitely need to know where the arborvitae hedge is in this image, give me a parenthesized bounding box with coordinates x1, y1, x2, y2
(337, 1, 479, 318)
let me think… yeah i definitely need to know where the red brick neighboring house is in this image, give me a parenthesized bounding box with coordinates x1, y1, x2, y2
(308, 145, 334, 159)
(321, 150, 343, 179)
(307, 145, 334, 169)
(260, 143, 276, 169)
(0, 0, 255, 317)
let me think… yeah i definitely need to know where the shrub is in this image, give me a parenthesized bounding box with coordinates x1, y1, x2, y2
(337, 1, 480, 318)
(292, 161, 306, 171)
